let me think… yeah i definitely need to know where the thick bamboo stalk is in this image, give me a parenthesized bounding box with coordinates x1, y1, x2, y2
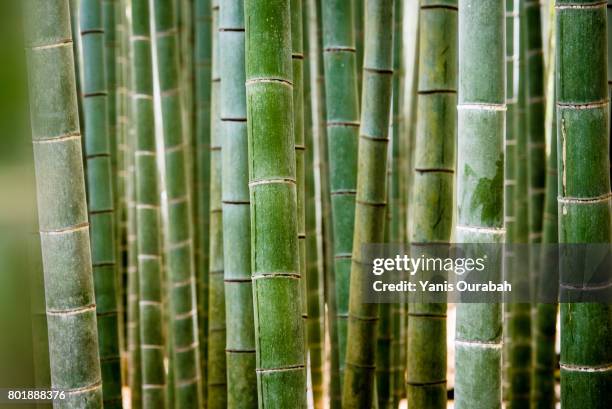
(556, 1, 612, 408)
(207, 2, 227, 407)
(244, 0, 307, 406)
(151, 1, 203, 407)
(342, 1, 395, 407)
(455, 2, 505, 409)
(24, 1, 103, 406)
(407, 1, 457, 408)
(79, 1, 123, 406)
(321, 0, 360, 391)
(194, 0, 211, 404)
(219, 0, 257, 407)
(131, 0, 167, 407)
(303, 4, 325, 408)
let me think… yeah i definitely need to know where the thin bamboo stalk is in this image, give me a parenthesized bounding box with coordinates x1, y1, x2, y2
(151, 1, 203, 407)
(131, 0, 167, 407)
(556, 1, 612, 407)
(219, 0, 257, 407)
(342, 1, 395, 407)
(79, 1, 123, 406)
(24, 0, 103, 406)
(207, 2, 227, 407)
(455, 2, 505, 409)
(194, 0, 212, 404)
(244, 0, 307, 406)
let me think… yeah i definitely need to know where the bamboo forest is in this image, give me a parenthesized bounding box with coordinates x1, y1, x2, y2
(1, 0, 612, 408)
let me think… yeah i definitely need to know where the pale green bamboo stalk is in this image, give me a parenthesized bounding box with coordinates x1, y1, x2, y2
(455, 2, 505, 409)
(152, 1, 203, 407)
(80, 0, 123, 406)
(194, 0, 211, 404)
(342, 1, 395, 407)
(24, 0, 103, 406)
(556, 1, 612, 407)
(131, 0, 167, 407)
(244, 0, 307, 406)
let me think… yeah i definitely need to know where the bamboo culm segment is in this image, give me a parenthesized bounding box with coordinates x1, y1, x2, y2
(407, 1, 457, 408)
(24, 0, 103, 407)
(321, 0, 360, 391)
(207, 2, 227, 407)
(79, 0, 123, 406)
(194, 0, 212, 403)
(556, 2, 612, 408)
(245, 0, 307, 407)
(131, 0, 167, 407)
(455, 1, 505, 409)
(152, 1, 203, 407)
(342, 1, 394, 407)
(219, 0, 258, 407)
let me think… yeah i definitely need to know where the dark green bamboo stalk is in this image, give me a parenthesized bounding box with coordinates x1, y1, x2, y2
(244, 0, 307, 406)
(179, 0, 194, 152)
(556, 1, 612, 408)
(509, 2, 532, 406)
(79, 1, 123, 406)
(609, 0, 612, 183)
(321, 0, 360, 392)
(407, 1, 457, 408)
(131, 0, 167, 407)
(306, 0, 341, 406)
(290, 0, 308, 353)
(219, 0, 257, 407)
(455, 1, 505, 409)
(194, 0, 211, 404)
(207, 2, 226, 407)
(303, 4, 325, 407)
(24, 1, 103, 406)
(353, 0, 364, 96)
(152, 1, 203, 407)
(342, 1, 394, 407)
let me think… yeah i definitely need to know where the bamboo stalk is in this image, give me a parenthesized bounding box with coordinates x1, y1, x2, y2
(131, 0, 167, 407)
(455, 2, 505, 409)
(244, 0, 307, 406)
(556, 1, 612, 407)
(407, 1, 457, 408)
(219, 0, 257, 407)
(207, 1, 227, 407)
(78, 1, 123, 406)
(194, 0, 211, 404)
(151, 1, 203, 407)
(24, 1, 104, 406)
(321, 0, 360, 392)
(342, 1, 395, 407)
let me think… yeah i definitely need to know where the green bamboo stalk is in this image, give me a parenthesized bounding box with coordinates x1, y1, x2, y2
(526, 0, 546, 245)
(321, 0, 360, 392)
(194, 0, 211, 404)
(455, 1, 505, 409)
(24, 1, 103, 406)
(152, 1, 203, 407)
(407, 1, 457, 408)
(179, 0, 194, 156)
(290, 0, 308, 359)
(207, 2, 226, 407)
(609, 0, 612, 183)
(390, 2, 405, 406)
(69, 0, 85, 132)
(131, 0, 167, 407)
(503, 0, 518, 404)
(556, 1, 612, 408)
(353, 0, 364, 96)
(219, 0, 257, 407)
(244, 0, 307, 406)
(509, 2, 532, 406)
(342, 1, 394, 407)
(78, 1, 123, 406)
(531, 5, 557, 407)
(303, 4, 325, 407)
(306, 0, 341, 406)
